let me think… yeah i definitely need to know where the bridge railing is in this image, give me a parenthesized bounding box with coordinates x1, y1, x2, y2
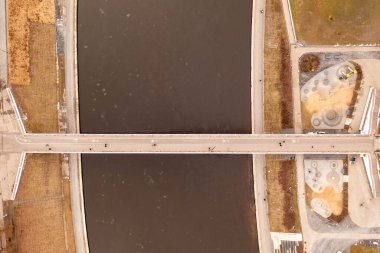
(11, 152, 26, 200)
(6, 88, 26, 134)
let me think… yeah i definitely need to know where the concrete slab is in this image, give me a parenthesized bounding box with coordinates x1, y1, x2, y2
(0, 87, 22, 133)
(0, 153, 23, 201)
(348, 155, 380, 227)
(304, 159, 344, 193)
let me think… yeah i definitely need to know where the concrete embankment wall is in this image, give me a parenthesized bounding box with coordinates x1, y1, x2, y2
(65, 0, 89, 251)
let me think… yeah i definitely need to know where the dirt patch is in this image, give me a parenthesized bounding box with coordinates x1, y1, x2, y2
(12, 23, 60, 133)
(300, 105, 314, 130)
(303, 87, 354, 113)
(12, 154, 76, 253)
(264, 0, 293, 133)
(301, 85, 354, 130)
(290, 0, 380, 45)
(307, 186, 343, 215)
(329, 183, 348, 223)
(6, 0, 55, 85)
(265, 155, 301, 232)
(306, 183, 348, 222)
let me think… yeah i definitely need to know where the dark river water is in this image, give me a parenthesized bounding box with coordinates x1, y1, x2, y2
(82, 155, 258, 253)
(78, 0, 258, 252)
(78, 0, 252, 134)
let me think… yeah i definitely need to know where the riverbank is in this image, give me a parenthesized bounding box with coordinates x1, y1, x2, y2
(65, 0, 89, 251)
(4, 0, 78, 252)
(6, 0, 65, 133)
(13, 154, 76, 253)
(265, 155, 301, 233)
(264, 0, 293, 134)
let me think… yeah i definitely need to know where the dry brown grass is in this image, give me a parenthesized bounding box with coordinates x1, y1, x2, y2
(2, 201, 17, 251)
(348, 245, 377, 253)
(16, 155, 62, 200)
(14, 199, 67, 253)
(290, 0, 380, 45)
(63, 180, 76, 252)
(13, 154, 76, 253)
(265, 155, 301, 232)
(58, 56, 66, 102)
(12, 23, 60, 133)
(6, 0, 55, 85)
(264, 0, 293, 133)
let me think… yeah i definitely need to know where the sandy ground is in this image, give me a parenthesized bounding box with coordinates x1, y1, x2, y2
(306, 185, 344, 216)
(265, 155, 301, 232)
(301, 86, 354, 130)
(12, 23, 61, 133)
(6, 0, 55, 85)
(264, 0, 293, 133)
(290, 0, 380, 45)
(13, 154, 76, 253)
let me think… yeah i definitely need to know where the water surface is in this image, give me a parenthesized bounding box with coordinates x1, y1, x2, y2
(78, 0, 252, 134)
(78, 0, 257, 252)
(82, 155, 259, 253)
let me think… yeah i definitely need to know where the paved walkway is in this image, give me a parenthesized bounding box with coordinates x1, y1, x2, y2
(63, 0, 89, 252)
(251, 0, 275, 251)
(348, 156, 380, 227)
(1, 133, 377, 154)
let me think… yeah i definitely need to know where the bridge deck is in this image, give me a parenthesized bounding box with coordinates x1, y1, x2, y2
(1, 133, 377, 154)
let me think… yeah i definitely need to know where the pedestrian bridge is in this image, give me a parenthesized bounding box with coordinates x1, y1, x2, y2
(1, 133, 379, 154)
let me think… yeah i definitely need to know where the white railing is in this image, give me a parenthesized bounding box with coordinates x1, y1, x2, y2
(285, 0, 297, 43)
(6, 88, 26, 134)
(11, 152, 26, 200)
